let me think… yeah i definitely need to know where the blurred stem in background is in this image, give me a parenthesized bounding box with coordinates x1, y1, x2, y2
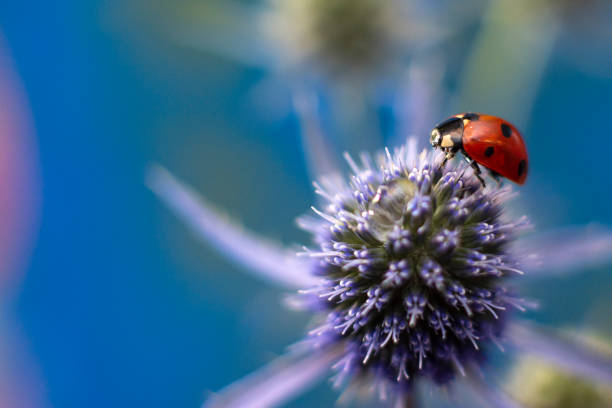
(453, 0, 561, 127)
(387, 53, 446, 149)
(291, 88, 342, 180)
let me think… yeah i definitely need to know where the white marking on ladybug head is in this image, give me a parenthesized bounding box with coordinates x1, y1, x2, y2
(430, 129, 441, 147)
(441, 134, 455, 148)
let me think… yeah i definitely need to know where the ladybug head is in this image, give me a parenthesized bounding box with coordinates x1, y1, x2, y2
(429, 117, 464, 151)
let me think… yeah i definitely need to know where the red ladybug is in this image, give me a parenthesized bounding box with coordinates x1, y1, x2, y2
(430, 113, 528, 186)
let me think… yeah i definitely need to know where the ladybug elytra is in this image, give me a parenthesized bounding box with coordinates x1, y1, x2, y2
(430, 113, 528, 186)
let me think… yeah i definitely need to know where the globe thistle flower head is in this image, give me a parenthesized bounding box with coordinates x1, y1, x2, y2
(300, 144, 530, 398)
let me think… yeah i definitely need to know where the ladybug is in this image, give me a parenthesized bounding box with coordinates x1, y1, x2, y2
(430, 112, 528, 186)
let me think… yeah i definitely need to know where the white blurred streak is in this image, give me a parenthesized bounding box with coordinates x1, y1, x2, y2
(515, 225, 612, 277)
(203, 345, 341, 408)
(292, 88, 342, 181)
(389, 56, 445, 149)
(321, 81, 383, 154)
(454, 0, 560, 127)
(507, 321, 612, 384)
(463, 378, 522, 408)
(463, 375, 524, 408)
(147, 166, 321, 289)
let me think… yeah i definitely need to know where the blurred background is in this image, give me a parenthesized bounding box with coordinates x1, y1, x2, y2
(0, 0, 612, 407)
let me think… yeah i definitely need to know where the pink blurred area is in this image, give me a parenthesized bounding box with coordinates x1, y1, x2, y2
(0, 34, 40, 297)
(0, 317, 47, 408)
(0, 33, 46, 408)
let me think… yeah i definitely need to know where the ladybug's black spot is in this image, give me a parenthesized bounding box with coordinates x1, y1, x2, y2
(484, 146, 495, 157)
(518, 160, 527, 178)
(501, 123, 512, 138)
(463, 113, 480, 121)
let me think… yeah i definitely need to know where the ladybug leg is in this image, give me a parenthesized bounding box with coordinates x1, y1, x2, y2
(463, 155, 486, 187)
(488, 169, 503, 187)
(472, 166, 486, 187)
(441, 149, 455, 167)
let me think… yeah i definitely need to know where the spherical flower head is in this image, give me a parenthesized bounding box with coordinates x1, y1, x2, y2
(301, 145, 528, 398)
(262, 0, 404, 76)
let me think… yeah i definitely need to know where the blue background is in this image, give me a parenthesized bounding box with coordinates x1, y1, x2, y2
(1, 1, 611, 407)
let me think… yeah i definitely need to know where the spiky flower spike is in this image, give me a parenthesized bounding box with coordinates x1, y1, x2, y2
(300, 145, 529, 399)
